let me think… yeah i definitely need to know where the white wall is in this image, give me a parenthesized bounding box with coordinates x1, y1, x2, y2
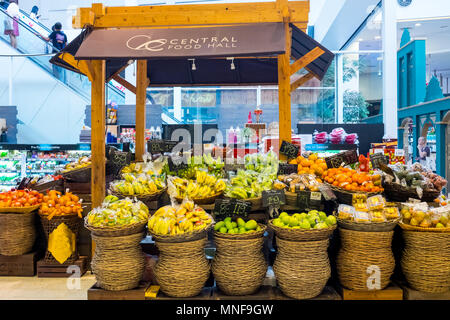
(0, 41, 88, 144)
(397, 0, 450, 21)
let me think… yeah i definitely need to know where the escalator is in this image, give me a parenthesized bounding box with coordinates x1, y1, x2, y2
(0, 6, 125, 103)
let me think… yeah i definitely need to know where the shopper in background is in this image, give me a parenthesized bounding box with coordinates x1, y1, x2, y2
(30, 5, 40, 20)
(416, 136, 431, 167)
(3, 0, 19, 48)
(41, 22, 67, 82)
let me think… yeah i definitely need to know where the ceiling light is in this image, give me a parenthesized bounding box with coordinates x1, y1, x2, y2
(374, 35, 381, 40)
(415, 23, 421, 27)
(188, 58, 196, 71)
(358, 38, 364, 42)
(227, 57, 236, 70)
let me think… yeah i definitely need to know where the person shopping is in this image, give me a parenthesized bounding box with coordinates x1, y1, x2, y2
(3, 0, 19, 48)
(416, 136, 431, 168)
(40, 22, 67, 82)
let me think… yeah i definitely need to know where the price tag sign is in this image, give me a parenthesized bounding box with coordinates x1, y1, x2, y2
(279, 141, 300, 159)
(370, 153, 388, 169)
(394, 149, 405, 157)
(277, 163, 298, 175)
(325, 149, 358, 168)
(296, 191, 310, 210)
(262, 190, 286, 208)
(297, 190, 322, 210)
(213, 198, 252, 219)
(148, 140, 179, 154)
(168, 154, 188, 172)
(319, 184, 337, 201)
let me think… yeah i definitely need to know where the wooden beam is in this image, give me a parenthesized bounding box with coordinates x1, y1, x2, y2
(73, 1, 309, 28)
(90, 60, 106, 208)
(112, 74, 137, 94)
(135, 60, 148, 161)
(290, 72, 314, 92)
(60, 53, 93, 81)
(290, 46, 325, 76)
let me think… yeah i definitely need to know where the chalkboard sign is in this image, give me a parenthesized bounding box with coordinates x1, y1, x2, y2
(370, 152, 388, 169)
(279, 141, 300, 159)
(109, 148, 132, 179)
(168, 154, 188, 172)
(262, 190, 286, 208)
(297, 190, 322, 210)
(277, 163, 298, 175)
(213, 198, 252, 219)
(325, 149, 358, 168)
(319, 184, 337, 201)
(147, 139, 179, 154)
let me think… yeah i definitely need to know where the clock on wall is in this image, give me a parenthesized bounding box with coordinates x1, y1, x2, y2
(398, 0, 412, 6)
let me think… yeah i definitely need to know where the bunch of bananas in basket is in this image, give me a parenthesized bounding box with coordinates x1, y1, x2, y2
(171, 170, 226, 199)
(110, 173, 166, 196)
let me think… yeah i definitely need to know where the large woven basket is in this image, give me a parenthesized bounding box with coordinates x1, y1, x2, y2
(401, 230, 450, 293)
(0, 211, 36, 256)
(40, 214, 81, 264)
(268, 220, 336, 242)
(336, 215, 399, 232)
(0, 204, 41, 214)
(337, 229, 395, 291)
(213, 235, 267, 296)
(213, 223, 266, 240)
(110, 188, 167, 203)
(174, 192, 223, 205)
(85, 218, 148, 237)
(91, 232, 145, 291)
(383, 181, 440, 202)
(149, 224, 212, 243)
(273, 237, 330, 299)
(326, 183, 379, 205)
(154, 236, 210, 297)
(399, 222, 450, 233)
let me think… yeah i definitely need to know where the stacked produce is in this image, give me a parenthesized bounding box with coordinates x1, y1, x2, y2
(244, 151, 279, 176)
(214, 217, 261, 234)
(272, 210, 336, 229)
(62, 156, 91, 172)
(410, 163, 447, 191)
(148, 201, 213, 236)
(0, 189, 43, 208)
(121, 161, 164, 176)
(225, 170, 273, 199)
(275, 173, 322, 192)
(169, 171, 226, 200)
(322, 167, 383, 193)
(400, 202, 450, 229)
(288, 153, 328, 176)
(337, 195, 400, 223)
(164, 154, 225, 179)
(86, 195, 149, 228)
(313, 128, 358, 144)
(38, 190, 83, 220)
(110, 173, 166, 196)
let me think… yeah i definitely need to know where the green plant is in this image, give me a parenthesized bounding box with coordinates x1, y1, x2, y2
(343, 90, 370, 122)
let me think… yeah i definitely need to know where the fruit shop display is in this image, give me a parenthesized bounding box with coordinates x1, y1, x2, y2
(313, 128, 358, 145)
(337, 194, 399, 223)
(0, 189, 43, 208)
(147, 201, 213, 236)
(322, 167, 383, 193)
(275, 173, 322, 192)
(110, 173, 166, 196)
(271, 210, 337, 230)
(169, 171, 226, 200)
(244, 151, 279, 176)
(225, 170, 274, 199)
(400, 203, 450, 229)
(411, 163, 447, 191)
(121, 160, 164, 177)
(214, 217, 261, 234)
(288, 153, 328, 176)
(434, 195, 448, 207)
(164, 154, 225, 179)
(86, 195, 149, 227)
(390, 163, 447, 191)
(38, 190, 83, 220)
(62, 156, 91, 172)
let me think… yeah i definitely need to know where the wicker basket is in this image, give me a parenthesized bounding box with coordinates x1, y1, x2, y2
(174, 192, 223, 205)
(154, 236, 210, 297)
(273, 237, 330, 299)
(110, 188, 167, 203)
(212, 236, 267, 296)
(337, 229, 395, 291)
(85, 218, 148, 237)
(149, 225, 212, 243)
(0, 211, 36, 256)
(0, 204, 41, 214)
(383, 181, 440, 202)
(285, 191, 298, 207)
(62, 165, 91, 183)
(213, 224, 266, 240)
(268, 220, 336, 242)
(30, 179, 64, 193)
(336, 215, 399, 232)
(40, 214, 81, 264)
(91, 232, 145, 291)
(401, 230, 450, 293)
(326, 183, 380, 205)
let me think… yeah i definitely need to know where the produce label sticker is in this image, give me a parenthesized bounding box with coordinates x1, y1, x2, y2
(277, 163, 298, 175)
(279, 141, 300, 159)
(213, 198, 251, 219)
(262, 190, 286, 208)
(370, 153, 388, 169)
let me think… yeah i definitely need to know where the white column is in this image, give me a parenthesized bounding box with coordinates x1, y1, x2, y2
(257, 86, 262, 106)
(9, 57, 13, 106)
(173, 87, 182, 121)
(382, 0, 398, 139)
(336, 54, 344, 123)
(125, 62, 136, 105)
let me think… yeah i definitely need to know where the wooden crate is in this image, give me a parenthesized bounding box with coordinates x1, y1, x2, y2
(88, 282, 150, 300)
(212, 285, 275, 300)
(37, 256, 88, 278)
(147, 287, 213, 300)
(272, 286, 342, 300)
(0, 252, 38, 276)
(338, 283, 403, 300)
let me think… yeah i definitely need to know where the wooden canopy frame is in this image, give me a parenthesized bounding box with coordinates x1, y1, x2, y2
(72, 0, 325, 208)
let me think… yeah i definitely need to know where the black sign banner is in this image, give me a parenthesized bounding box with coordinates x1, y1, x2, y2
(370, 152, 388, 169)
(297, 190, 322, 211)
(262, 190, 286, 208)
(277, 163, 298, 175)
(279, 141, 300, 159)
(213, 198, 252, 219)
(325, 149, 358, 168)
(147, 139, 179, 154)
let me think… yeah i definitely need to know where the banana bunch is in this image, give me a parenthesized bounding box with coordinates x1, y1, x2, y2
(148, 201, 213, 236)
(87, 197, 149, 228)
(225, 170, 274, 199)
(170, 174, 226, 200)
(110, 174, 165, 196)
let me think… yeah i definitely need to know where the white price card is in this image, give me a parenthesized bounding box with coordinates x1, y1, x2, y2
(310, 192, 322, 201)
(394, 149, 404, 156)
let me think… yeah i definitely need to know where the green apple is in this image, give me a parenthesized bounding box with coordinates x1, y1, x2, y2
(318, 211, 327, 221)
(231, 222, 238, 228)
(237, 218, 246, 228)
(326, 215, 337, 226)
(281, 215, 291, 226)
(224, 217, 232, 223)
(219, 227, 228, 233)
(289, 217, 299, 227)
(214, 221, 225, 231)
(300, 220, 311, 229)
(279, 212, 289, 219)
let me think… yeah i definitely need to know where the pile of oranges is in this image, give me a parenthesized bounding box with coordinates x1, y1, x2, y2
(289, 153, 328, 176)
(322, 167, 383, 193)
(39, 190, 83, 220)
(0, 189, 43, 208)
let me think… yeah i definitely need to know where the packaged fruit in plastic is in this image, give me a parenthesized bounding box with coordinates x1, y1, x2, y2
(369, 210, 386, 223)
(352, 193, 368, 211)
(383, 206, 400, 220)
(367, 195, 386, 211)
(337, 204, 355, 221)
(273, 180, 287, 190)
(214, 217, 261, 234)
(354, 211, 370, 223)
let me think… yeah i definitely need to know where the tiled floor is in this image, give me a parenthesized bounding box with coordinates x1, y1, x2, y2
(0, 273, 96, 300)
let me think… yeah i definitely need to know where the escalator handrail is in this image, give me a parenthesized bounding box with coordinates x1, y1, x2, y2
(18, 8, 52, 34)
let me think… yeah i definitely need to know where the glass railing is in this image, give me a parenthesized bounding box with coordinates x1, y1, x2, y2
(0, 7, 124, 103)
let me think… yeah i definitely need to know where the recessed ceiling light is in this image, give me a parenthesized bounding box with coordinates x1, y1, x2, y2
(415, 23, 421, 27)
(358, 38, 364, 42)
(374, 35, 381, 40)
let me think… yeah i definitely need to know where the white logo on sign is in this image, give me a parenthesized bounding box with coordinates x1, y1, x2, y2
(126, 35, 167, 51)
(366, 265, 381, 290)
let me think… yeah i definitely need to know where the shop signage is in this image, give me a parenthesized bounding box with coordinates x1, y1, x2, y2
(325, 150, 358, 168)
(147, 139, 178, 154)
(75, 23, 285, 59)
(279, 141, 300, 159)
(277, 163, 298, 175)
(262, 190, 286, 208)
(213, 198, 252, 219)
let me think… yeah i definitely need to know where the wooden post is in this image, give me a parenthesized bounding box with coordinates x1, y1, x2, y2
(135, 60, 148, 161)
(90, 60, 106, 208)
